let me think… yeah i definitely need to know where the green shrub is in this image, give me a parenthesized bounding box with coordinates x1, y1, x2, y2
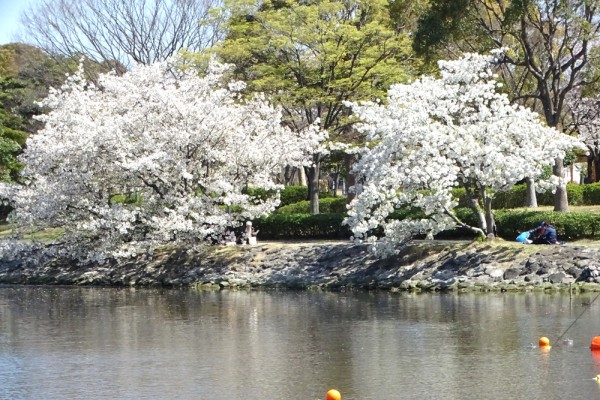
(279, 186, 308, 206)
(255, 213, 351, 239)
(534, 189, 554, 207)
(258, 206, 600, 241)
(451, 186, 530, 209)
(492, 185, 527, 209)
(276, 197, 347, 214)
(494, 209, 600, 241)
(319, 191, 337, 199)
(248, 185, 337, 207)
(387, 207, 436, 221)
(566, 184, 585, 205)
(449, 207, 600, 241)
(245, 187, 276, 202)
(451, 183, 591, 209)
(450, 187, 469, 208)
(583, 182, 600, 205)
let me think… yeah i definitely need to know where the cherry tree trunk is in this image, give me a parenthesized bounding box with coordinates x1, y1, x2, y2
(524, 177, 538, 208)
(467, 197, 487, 234)
(553, 158, 569, 212)
(344, 154, 357, 204)
(306, 159, 321, 215)
(483, 194, 496, 237)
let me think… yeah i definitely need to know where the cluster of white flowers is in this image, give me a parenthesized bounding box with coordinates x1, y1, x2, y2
(568, 95, 600, 157)
(345, 51, 584, 256)
(0, 59, 324, 261)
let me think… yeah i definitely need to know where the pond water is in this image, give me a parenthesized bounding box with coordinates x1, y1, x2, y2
(1, 286, 600, 399)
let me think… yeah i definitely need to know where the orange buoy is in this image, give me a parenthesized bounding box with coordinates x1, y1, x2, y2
(590, 336, 600, 351)
(326, 389, 341, 400)
(539, 337, 551, 348)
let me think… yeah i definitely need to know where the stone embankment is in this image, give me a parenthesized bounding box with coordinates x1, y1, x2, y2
(1, 240, 600, 292)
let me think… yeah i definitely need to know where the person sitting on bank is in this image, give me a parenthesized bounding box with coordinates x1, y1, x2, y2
(528, 221, 559, 245)
(244, 221, 259, 245)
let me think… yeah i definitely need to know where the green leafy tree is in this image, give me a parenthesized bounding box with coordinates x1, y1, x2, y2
(0, 75, 28, 182)
(217, 0, 417, 214)
(0, 43, 113, 223)
(413, 0, 600, 212)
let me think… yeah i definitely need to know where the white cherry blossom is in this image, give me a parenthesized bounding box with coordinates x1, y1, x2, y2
(0, 59, 323, 261)
(345, 51, 584, 256)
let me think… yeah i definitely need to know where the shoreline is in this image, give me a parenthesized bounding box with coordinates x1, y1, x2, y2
(2, 240, 600, 292)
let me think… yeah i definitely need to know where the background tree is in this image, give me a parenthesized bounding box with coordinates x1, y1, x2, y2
(217, 0, 418, 214)
(0, 43, 111, 179)
(346, 52, 582, 256)
(413, 0, 600, 211)
(19, 0, 225, 74)
(0, 76, 27, 183)
(0, 44, 64, 184)
(567, 95, 600, 182)
(0, 59, 322, 260)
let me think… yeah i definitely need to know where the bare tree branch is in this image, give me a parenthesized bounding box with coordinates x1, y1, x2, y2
(19, 0, 226, 74)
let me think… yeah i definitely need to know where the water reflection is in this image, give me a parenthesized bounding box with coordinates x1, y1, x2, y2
(1, 287, 600, 399)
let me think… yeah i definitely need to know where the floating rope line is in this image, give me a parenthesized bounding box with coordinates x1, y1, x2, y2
(555, 291, 600, 344)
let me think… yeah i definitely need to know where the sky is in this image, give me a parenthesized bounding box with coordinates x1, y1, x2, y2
(0, 0, 39, 45)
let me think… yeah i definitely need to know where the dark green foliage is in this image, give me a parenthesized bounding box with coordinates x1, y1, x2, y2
(451, 183, 599, 209)
(583, 183, 600, 205)
(279, 186, 308, 206)
(504, 0, 530, 26)
(264, 183, 600, 242)
(566, 184, 585, 206)
(412, 0, 475, 57)
(453, 207, 478, 227)
(449, 187, 469, 207)
(260, 201, 600, 241)
(245, 187, 277, 202)
(255, 213, 351, 239)
(246, 185, 336, 208)
(494, 210, 600, 241)
(276, 197, 347, 214)
(388, 207, 426, 220)
(0, 76, 28, 182)
(490, 186, 526, 209)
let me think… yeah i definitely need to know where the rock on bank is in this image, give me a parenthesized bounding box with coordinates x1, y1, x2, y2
(1, 241, 600, 292)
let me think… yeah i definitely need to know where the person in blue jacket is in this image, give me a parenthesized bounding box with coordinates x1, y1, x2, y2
(529, 221, 559, 245)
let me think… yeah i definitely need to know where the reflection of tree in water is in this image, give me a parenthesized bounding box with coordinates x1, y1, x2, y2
(6, 288, 600, 398)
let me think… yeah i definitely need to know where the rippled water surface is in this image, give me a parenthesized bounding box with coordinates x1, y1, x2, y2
(1, 286, 600, 399)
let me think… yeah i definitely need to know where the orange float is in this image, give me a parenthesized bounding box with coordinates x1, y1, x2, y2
(590, 336, 600, 351)
(539, 337, 551, 348)
(326, 389, 341, 400)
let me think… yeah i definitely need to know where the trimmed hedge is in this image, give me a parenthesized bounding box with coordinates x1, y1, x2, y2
(252, 183, 600, 241)
(246, 185, 336, 207)
(279, 185, 336, 204)
(253, 182, 600, 211)
(276, 197, 347, 214)
(494, 210, 600, 241)
(451, 182, 600, 209)
(491, 183, 585, 208)
(279, 186, 308, 206)
(255, 207, 600, 241)
(583, 183, 600, 205)
(255, 213, 351, 239)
